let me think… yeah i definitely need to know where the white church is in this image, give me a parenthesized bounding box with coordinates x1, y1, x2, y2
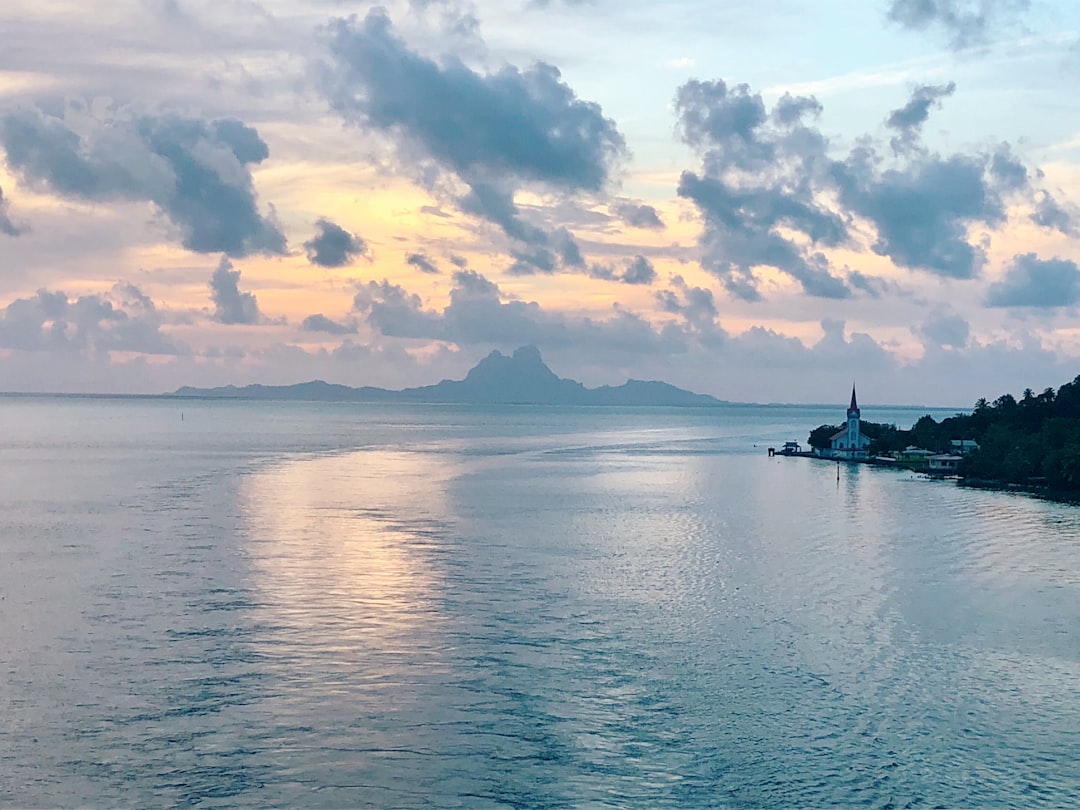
(825, 386, 872, 459)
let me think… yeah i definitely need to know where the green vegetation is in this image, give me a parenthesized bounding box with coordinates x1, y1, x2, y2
(807, 420, 906, 453)
(808, 374, 1080, 492)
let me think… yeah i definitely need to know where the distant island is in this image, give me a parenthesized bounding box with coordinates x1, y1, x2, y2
(171, 346, 726, 408)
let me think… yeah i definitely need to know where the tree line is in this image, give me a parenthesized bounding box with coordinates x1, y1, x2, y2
(807, 373, 1080, 492)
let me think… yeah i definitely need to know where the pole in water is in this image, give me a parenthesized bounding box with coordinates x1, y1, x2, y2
(836, 460, 840, 482)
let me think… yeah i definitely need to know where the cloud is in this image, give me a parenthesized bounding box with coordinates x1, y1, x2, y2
(301, 313, 357, 335)
(886, 0, 1031, 49)
(0, 185, 24, 236)
(319, 9, 623, 269)
(0, 106, 286, 256)
(886, 82, 956, 154)
(839, 84, 1037, 282)
(585, 255, 658, 285)
(619, 255, 657, 285)
(985, 253, 1080, 308)
(915, 309, 970, 348)
(656, 275, 720, 333)
(612, 200, 665, 230)
(405, 252, 440, 274)
(304, 218, 366, 267)
(321, 10, 625, 193)
(1031, 191, 1078, 236)
(833, 88, 1035, 281)
(675, 79, 851, 300)
(831, 148, 1014, 280)
(209, 256, 263, 324)
(676, 76, 1054, 294)
(353, 269, 677, 354)
(0, 282, 182, 355)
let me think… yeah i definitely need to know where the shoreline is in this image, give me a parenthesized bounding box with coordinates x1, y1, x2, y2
(776, 451, 1080, 505)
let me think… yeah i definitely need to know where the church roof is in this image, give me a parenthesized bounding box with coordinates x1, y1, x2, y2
(849, 385, 858, 412)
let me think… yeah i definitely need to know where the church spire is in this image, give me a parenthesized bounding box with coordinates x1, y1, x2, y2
(847, 384, 859, 417)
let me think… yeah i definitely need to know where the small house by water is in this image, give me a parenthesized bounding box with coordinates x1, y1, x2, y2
(929, 454, 963, 473)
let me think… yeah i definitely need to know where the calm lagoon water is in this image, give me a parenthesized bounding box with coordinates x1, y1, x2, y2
(2, 397, 1079, 808)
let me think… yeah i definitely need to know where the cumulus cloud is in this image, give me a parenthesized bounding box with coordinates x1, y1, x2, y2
(0, 185, 24, 236)
(675, 80, 850, 300)
(621, 255, 657, 285)
(209, 256, 263, 324)
(834, 86, 1033, 282)
(887, 82, 956, 153)
(831, 147, 1018, 280)
(916, 309, 971, 348)
(406, 252, 440, 274)
(353, 269, 676, 354)
(0, 282, 181, 355)
(656, 275, 720, 333)
(986, 254, 1080, 308)
(886, 0, 1031, 48)
(319, 9, 624, 274)
(301, 313, 357, 334)
(1031, 191, 1078, 236)
(612, 200, 665, 230)
(586, 255, 658, 285)
(321, 10, 624, 193)
(304, 218, 366, 267)
(676, 75, 1053, 297)
(0, 106, 285, 256)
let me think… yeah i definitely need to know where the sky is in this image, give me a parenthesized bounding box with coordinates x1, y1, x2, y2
(0, 0, 1078, 406)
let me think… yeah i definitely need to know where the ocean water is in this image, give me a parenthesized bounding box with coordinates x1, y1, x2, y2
(2, 397, 1079, 808)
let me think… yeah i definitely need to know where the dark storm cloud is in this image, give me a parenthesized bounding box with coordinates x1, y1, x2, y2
(675, 79, 851, 301)
(886, 0, 1031, 48)
(210, 257, 263, 324)
(986, 253, 1080, 308)
(0, 186, 22, 236)
(304, 218, 366, 268)
(301, 314, 357, 335)
(0, 283, 181, 354)
(886, 82, 956, 153)
(612, 200, 665, 230)
(0, 107, 285, 256)
(406, 252, 440, 274)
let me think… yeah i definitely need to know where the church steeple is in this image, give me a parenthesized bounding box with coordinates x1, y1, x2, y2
(847, 384, 859, 418)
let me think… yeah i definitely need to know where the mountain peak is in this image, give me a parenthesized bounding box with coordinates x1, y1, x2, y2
(171, 345, 724, 406)
(512, 345, 543, 365)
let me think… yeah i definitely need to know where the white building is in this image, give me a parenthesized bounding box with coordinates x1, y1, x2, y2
(929, 454, 963, 473)
(827, 386, 872, 459)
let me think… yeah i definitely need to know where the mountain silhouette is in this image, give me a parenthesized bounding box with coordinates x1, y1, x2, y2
(172, 346, 724, 406)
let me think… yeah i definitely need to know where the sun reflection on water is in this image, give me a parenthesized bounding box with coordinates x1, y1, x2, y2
(238, 449, 455, 660)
